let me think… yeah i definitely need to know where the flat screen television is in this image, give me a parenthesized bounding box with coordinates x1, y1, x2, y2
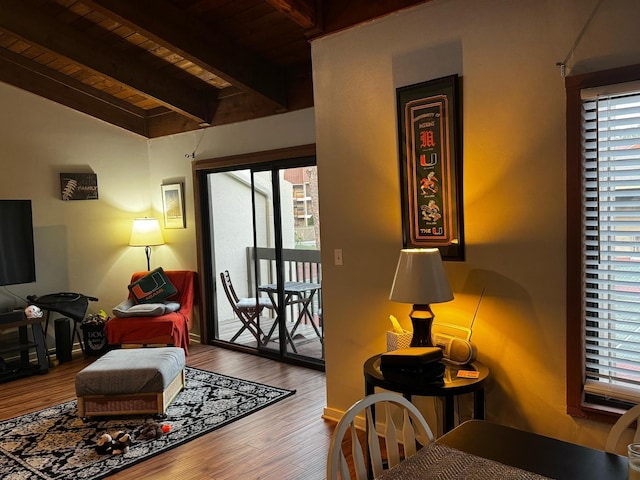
(0, 200, 36, 286)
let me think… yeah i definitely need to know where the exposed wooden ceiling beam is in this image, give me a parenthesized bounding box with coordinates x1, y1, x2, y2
(0, 0, 426, 138)
(84, 0, 288, 109)
(266, 0, 318, 29)
(0, 0, 216, 123)
(0, 48, 147, 136)
(318, 0, 431, 36)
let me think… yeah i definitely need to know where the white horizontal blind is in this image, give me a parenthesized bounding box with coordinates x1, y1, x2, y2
(582, 87, 640, 402)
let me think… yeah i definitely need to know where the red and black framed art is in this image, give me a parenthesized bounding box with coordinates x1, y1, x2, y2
(396, 74, 464, 261)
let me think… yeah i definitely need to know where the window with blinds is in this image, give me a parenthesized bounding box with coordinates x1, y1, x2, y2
(582, 84, 640, 403)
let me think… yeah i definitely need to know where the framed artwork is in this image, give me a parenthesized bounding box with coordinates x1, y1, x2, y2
(60, 173, 98, 200)
(396, 74, 464, 261)
(161, 183, 186, 228)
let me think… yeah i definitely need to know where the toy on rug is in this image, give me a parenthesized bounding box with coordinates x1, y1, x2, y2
(136, 420, 169, 440)
(112, 431, 132, 454)
(95, 431, 132, 455)
(95, 433, 115, 455)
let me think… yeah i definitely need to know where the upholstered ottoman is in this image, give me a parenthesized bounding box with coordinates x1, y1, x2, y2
(75, 347, 185, 418)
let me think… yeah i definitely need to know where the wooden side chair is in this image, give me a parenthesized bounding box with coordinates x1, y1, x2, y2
(605, 403, 640, 454)
(327, 392, 434, 480)
(220, 270, 274, 343)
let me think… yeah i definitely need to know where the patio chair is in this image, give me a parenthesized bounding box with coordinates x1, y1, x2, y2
(220, 270, 274, 343)
(327, 392, 434, 480)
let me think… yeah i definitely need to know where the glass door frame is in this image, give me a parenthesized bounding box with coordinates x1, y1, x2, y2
(192, 144, 323, 370)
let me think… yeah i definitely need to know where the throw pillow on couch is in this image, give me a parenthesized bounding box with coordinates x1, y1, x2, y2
(112, 298, 180, 318)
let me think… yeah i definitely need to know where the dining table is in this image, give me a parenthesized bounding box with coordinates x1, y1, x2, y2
(375, 419, 627, 479)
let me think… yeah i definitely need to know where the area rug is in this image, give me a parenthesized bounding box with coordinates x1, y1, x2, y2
(0, 367, 295, 480)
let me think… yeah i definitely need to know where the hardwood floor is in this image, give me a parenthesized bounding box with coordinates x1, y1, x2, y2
(0, 343, 333, 480)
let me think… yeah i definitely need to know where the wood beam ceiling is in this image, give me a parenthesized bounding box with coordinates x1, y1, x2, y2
(0, 0, 430, 138)
(0, 0, 216, 124)
(266, 0, 318, 30)
(0, 47, 149, 136)
(83, 0, 288, 110)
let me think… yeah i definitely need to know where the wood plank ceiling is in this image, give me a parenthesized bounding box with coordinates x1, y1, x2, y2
(0, 0, 429, 138)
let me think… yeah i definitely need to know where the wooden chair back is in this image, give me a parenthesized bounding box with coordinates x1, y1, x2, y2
(327, 392, 434, 480)
(220, 270, 241, 304)
(605, 403, 640, 454)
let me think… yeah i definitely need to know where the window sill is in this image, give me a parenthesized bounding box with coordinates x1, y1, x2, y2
(568, 402, 625, 424)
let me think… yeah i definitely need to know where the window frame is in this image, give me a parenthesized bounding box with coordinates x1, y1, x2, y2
(566, 63, 640, 421)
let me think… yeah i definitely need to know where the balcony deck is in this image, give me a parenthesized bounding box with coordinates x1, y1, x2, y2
(217, 314, 323, 359)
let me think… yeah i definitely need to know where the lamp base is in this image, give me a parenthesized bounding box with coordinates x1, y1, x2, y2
(409, 304, 435, 347)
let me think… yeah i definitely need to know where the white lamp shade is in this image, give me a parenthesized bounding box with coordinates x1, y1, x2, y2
(129, 218, 165, 247)
(389, 248, 453, 304)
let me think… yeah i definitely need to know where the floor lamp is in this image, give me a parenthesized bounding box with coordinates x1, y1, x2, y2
(129, 218, 165, 271)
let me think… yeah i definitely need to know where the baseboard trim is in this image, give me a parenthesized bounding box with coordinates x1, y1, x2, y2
(322, 406, 366, 430)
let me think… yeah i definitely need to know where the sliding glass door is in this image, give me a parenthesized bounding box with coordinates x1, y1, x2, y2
(198, 149, 323, 368)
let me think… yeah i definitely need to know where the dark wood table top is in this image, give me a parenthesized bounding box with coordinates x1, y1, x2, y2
(364, 355, 489, 396)
(437, 420, 627, 480)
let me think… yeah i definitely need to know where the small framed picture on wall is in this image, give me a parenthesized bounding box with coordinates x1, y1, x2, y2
(161, 183, 186, 229)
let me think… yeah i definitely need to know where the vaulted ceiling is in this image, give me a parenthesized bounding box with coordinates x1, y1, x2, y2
(0, 0, 429, 138)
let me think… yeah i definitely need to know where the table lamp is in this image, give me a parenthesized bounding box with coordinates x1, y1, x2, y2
(389, 248, 453, 347)
(129, 217, 164, 271)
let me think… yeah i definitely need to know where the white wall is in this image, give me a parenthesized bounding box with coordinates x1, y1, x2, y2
(0, 85, 315, 351)
(313, 0, 640, 448)
(0, 82, 150, 346)
(146, 108, 316, 271)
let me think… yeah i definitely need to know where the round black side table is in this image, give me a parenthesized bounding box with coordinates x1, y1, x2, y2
(363, 353, 490, 433)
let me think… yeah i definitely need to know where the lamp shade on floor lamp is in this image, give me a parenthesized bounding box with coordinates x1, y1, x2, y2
(129, 217, 164, 271)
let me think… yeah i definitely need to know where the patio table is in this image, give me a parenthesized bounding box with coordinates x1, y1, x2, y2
(258, 281, 322, 352)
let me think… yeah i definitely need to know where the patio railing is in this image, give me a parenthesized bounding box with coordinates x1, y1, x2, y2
(246, 247, 322, 321)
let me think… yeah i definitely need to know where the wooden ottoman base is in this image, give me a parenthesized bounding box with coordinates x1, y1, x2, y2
(75, 347, 186, 417)
(77, 369, 184, 417)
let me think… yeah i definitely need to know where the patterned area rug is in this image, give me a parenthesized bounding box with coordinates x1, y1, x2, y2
(0, 367, 295, 480)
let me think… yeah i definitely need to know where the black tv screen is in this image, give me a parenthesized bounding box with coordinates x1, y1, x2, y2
(0, 200, 36, 286)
